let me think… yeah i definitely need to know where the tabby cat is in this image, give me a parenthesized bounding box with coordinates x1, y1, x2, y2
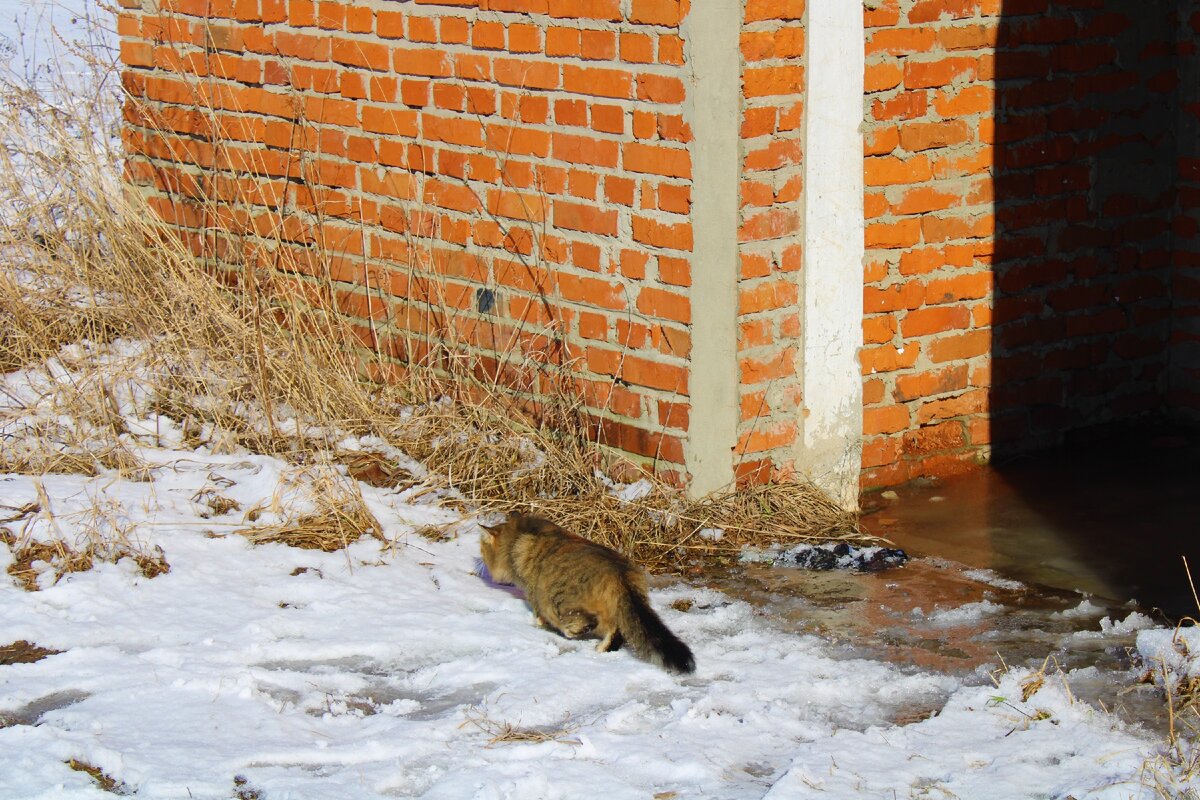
(480, 514, 695, 674)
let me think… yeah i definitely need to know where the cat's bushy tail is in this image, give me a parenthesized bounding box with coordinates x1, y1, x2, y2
(619, 590, 695, 675)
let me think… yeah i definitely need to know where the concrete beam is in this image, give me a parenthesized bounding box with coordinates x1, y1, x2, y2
(680, 2, 741, 498)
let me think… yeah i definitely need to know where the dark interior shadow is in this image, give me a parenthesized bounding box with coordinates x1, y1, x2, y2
(903, 2, 1200, 619)
(991, 1, 1185, 457)
(991, 426, 1200, 618)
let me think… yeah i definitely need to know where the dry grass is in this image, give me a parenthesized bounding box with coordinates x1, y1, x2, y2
(67, 759, 130, 795)
(1134, 559, 1200, 797)
(459, 705, 581, 748)
(0, 639, 62, 665)
(395, 403, 866, 568)
(234, 465, 386, 552)
(1139, 634, 1200, 798)
(0, 20, 874, 580)
(232, 775, 264, 800)
(0, 486, 169, 591)
(1136, 561, 1200, 797)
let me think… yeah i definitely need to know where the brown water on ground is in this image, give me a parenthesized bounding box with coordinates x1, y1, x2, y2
(862, 427, 1200, 621)
(707, 426, 1199, 732)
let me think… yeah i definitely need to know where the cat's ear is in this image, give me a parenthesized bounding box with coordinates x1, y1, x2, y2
(479, 525, 497, 544)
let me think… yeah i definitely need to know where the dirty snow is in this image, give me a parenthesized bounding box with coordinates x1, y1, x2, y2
(1052, 597, 1108, 620)
(962, 567, 1026, 591)
(915, 599, 1006, 626)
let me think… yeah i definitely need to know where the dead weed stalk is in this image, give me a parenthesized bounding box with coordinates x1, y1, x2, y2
(0, 24, 870, 575)
(0, 483, 168, 591)
(234, 464, 385, 553)
(1138, 557, 1200, 798)
(460, 705, 581, 748)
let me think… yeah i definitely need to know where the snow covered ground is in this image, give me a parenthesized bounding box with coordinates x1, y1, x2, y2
(0, 345, 1189, 800)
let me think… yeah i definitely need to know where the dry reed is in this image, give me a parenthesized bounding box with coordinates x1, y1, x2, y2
(67, 759, 130, 795)
(1138, 559, 1200, 797)
(0, 490, 168, 591)
(0, 19, 872, 575)
(0, 640, 62, 666)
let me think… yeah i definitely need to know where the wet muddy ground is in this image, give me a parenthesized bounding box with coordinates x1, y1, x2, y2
(707, 426, 1199, 734)
(863, 426, 1200, 620)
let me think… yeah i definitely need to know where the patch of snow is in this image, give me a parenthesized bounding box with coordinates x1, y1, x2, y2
(1052, 598, 1106, 619)
(917, 600, 1005, 626)
(1137, 626, 1200, 682)
(614, 478, 653, 502)
(963, 568, 1025, 591)
(1100, 612, 1158, 636)
(765, 666, 1154, 800)
(1066, 611, 1158, 646)
(0, 343, 1184, 798)
(0, 2, 1188, 789)
(595, 471, 654, 503)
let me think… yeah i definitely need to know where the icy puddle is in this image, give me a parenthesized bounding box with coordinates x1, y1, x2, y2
(705, 431, 1200, 742)
(708, 556, 1129, 674)
(705, 554, 1165, 732)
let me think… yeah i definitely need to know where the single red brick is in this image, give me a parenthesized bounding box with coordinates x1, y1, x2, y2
(591, 104, 625, 134)
(899, 119, 973, 152)
(553, 200, 618, 236)
(629, 0, 689, 25)
(929, 329, 990, 362)
(861, 343, 922, 375)
(632, 216, 693, 250)
(623, 142, 690, 178)
(620, 32, 654, 63)
(636, 287, 690, 323)
(563, 64, 633, 99)
(865, 155, 932, 186)
(546, 26, 581, 57)
(863, 405, 910, 435)
(472, 20, 505, 50)
(581, 28, 617, 60)
(741, 348, 797, 384)
(905, 57, 978, 90)
(637, 73, 685, 104)
(508, 23, 542, 53)
(548, 0, 621, 22)
(744, 64, 804, 98)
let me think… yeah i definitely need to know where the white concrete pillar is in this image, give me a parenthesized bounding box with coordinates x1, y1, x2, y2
(798, 1, 866, 509)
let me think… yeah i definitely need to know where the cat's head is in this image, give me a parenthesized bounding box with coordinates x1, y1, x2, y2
(479, 516, 518, 580)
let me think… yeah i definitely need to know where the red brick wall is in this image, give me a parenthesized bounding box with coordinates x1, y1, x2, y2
(1173, 3, 1200, 418)
(861, 1, 1188, 489)
(861, 0, 1000, 487)
(118, 0, 1200, 497)
(119, 0, 698, 482)
(735, 0, 805, 485)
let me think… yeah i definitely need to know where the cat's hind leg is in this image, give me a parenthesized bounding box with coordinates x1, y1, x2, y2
(557, 609, 597, 639)
(595, 629, 624, 652)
